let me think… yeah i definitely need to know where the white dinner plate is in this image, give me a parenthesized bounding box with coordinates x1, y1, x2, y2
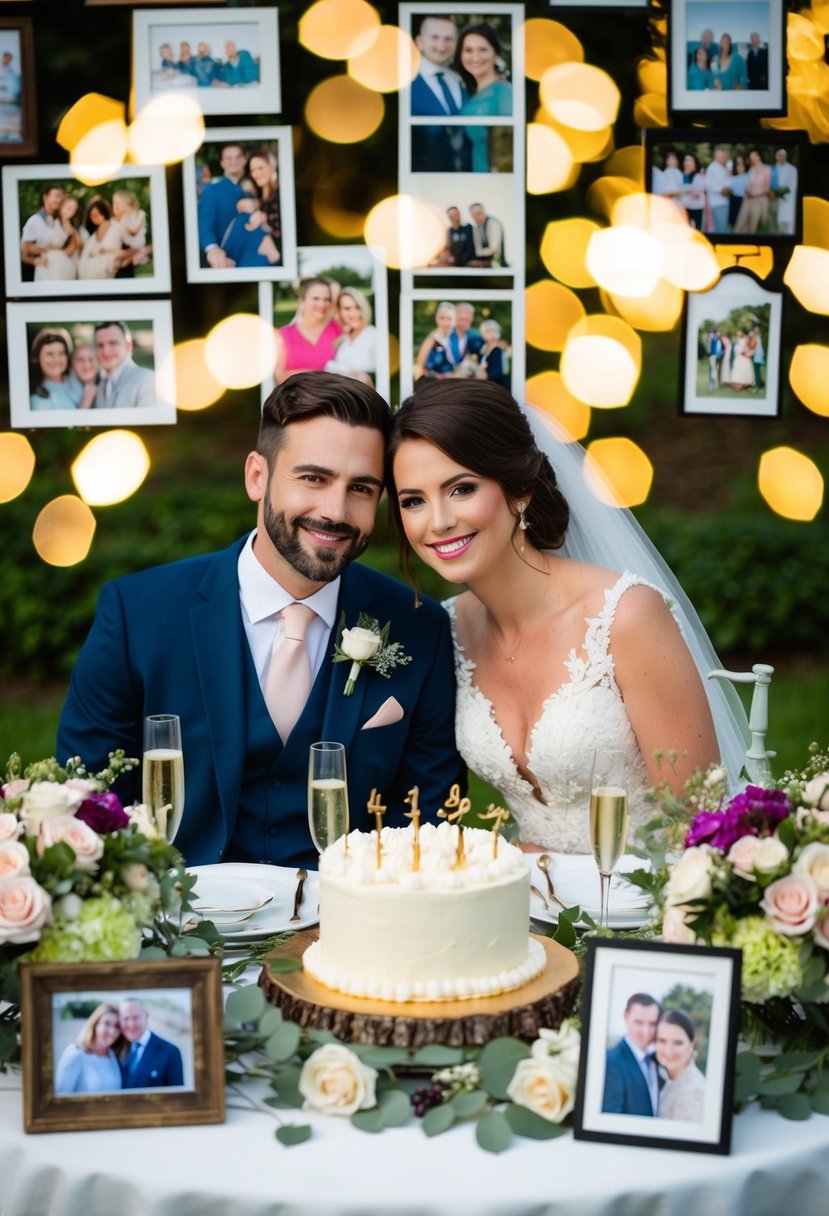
(186, 863, 319, 940)
(526, 853, 652, 930)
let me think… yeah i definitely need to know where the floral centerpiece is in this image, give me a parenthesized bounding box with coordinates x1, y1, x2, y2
(0, 750, 201, 1068)
(631, 744, 829, 1119)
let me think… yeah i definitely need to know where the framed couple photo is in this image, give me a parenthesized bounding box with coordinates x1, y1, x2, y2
(0, 16, 35, 157)
(574, 939, 741, 1154)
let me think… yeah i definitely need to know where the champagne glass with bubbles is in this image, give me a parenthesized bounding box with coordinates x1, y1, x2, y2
(142, 714, 185, 843)
(588, 748, 629, 929)
(308, 742, 350, 855)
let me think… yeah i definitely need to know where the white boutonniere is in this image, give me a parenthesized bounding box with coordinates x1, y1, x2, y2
(332, 611, 412, 696)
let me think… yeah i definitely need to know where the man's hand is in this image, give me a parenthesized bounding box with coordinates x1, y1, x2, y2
(206, 247, 235, 268)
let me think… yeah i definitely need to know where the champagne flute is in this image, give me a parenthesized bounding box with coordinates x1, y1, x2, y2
(308, 742, 350, 855)
(142, 714, 185, 843)
(588, 749, 629, 929)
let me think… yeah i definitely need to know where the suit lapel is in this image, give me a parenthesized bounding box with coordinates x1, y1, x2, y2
(320, 566, 376, 751)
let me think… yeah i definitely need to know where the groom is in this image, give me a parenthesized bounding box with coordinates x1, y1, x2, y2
(602, 993, 661, 1115)
(57, 372, 465, 868)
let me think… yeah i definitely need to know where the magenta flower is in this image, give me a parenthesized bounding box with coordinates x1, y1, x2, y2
(75, 792, 130, 833)
(686, 786, 790, 852)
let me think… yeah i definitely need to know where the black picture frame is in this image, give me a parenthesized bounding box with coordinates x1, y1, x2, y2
(644, 128, 804, 247)
(573, 938, 741, 1154)
(0, 16, 37, 158)
(668, 0, 787, 121)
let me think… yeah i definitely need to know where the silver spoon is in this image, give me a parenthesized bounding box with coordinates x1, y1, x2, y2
(536, 854, 564, 909)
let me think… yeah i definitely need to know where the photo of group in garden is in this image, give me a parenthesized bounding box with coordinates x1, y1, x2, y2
(400, 289, 519, 398)
(670, 0, 784, 116)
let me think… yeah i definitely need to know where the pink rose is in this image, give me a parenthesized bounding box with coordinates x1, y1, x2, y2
(64, 778, 99, 795)
(0, 814, 22, 843)
(815, 909, 829, 952)
(38, 815, 104, 872)
(2, 778, 30, 801)
(727, 835, 761, 880)
(0, 875, 51, 944)
(0, 840, 31, 880)
(804, 773, 829, 812)
(793, 842, 829, 900)
(760, 873, 819, 937)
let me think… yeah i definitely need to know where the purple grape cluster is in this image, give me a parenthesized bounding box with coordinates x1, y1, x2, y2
(412, 1082, 445, 1117)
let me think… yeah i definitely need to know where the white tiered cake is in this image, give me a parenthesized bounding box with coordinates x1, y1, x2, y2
(302, 821, 545, 1003)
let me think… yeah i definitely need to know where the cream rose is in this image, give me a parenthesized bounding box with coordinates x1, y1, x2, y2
(340, 627, 382, 663)
(19, 782, 82, 833)
(0, 814, 22, 843)
(727, 835, 761, 880)
(665, 846, 713, 907)
(804, 773, 829, 812)
(662, 903, 697, 944)
(123, 862, 151, 893)
(793, 842, 829, 899)
(753, 836, 789, 874)
(506, 1056, 576, 1123)
(298, 1043, 378, 1117)
(761, 873, 819, 937)
(0, 875, 51, 944)
(0, 840, 31, 881)
(64, 778, 99, 795)
(38, 815, 104, 872)
(127, 802, 161, 840)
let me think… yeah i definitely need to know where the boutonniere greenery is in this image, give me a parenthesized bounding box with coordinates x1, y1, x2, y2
(332, 612, 412, 696)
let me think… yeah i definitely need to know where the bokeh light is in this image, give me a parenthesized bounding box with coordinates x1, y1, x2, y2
(312, 170, 369, 238)
(165, 339, 226, 412)
(299, 0, 381, 60)
(305, 76, 384, 143)
(636, 59, 667, 94)
(0, 433, 35, 503)
(803, 196, 829, 249)
(659, 227, 720, 292)
(714, 245, 774, 279)
(127, 93, 205, 166)
(604, 145, 644, 184)
(535, 108, 613, 164)
(33, 496, 96, 567)
(560, 315, 641, 407)
(600, 280, 684, 333)
(539, 63, 621, 131)
(204, 315, 278, 390)
(758, 447, 824, 521)
(789, 345, 829, 418)
(783, 246, 829, 314)
(348, 25, 418, 93)
(526, 124, 577, 193)
(585, 226, 665, 298)
(71, 431, 150, 507)
(69, 120, 128, 185)
(525, 281, 586, 351)
(524, 18, 583, 81)
(540, 217, 600, 288)
(525, 371, 591, 441)
(587, 176, 640, 220)
(364, 195, 445, 270)
(612, 190, 683, 231)
(788, 11, 826, 59)
(585, 438, 653, 508)
(633, 92, 669, 127)
(57, 94, 125, 152)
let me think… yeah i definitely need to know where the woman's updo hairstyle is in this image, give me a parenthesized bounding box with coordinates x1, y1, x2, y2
(658, 1009, 696, 1041)
(388, 379, 569, 553)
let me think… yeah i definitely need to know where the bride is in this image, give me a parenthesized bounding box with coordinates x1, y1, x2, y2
(388, 379, 748, 853)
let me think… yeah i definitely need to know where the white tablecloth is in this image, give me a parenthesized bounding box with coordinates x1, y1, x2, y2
(2, 1073, 829, 1216)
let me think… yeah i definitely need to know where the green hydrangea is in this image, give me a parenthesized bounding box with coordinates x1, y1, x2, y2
(25, 893, 141, 964)
(714, 916, 803, 1003)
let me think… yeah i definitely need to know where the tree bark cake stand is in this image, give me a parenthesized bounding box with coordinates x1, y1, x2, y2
(259, 930, 580, 1047)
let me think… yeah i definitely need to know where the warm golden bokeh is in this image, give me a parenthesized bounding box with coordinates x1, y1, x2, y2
(347, 25, 419, 93)
(525, 281, 586, 351)
(0, 433, 35, 503)
(586, 176, 641, 220)
(299, 0, 381, 60)
(523, 18, 584, 80)
(127, 93, 205, 166)
(33, 496, 97, 567)
(71, 431, 150, 507)
(788, 345, 829, 418)
(539, 63, 621, 131)
(585, 226, 665, 298)
(364, 195, 445, 270)
(69, 120, 128, 185)
(612, 190, 683, 232)
(585, 438, 653, 508)
(714, 245, 774, 279)
(305, 75, 384, 143)
(604, 145, 644, 185)
(166, 340, 225, 412)
(56, 93, 125, 152)
(526, 123, 577, 193)
(205, 315, 278, 389)
(534, 107, 613, 164)
(600, 280, 684, 333)
(560, 315, 642, 408)
(636, 59, 667, 95)
(783, 246, 829, 314)
(803, 196, 829, 249)
(660, 227, 720, 292)
(525, 371, 591, 441)
(788, 11, 827, 59)
(758, 447, 824, 521)
(633, 92, 668, 127)
(540, 218, 600, 288)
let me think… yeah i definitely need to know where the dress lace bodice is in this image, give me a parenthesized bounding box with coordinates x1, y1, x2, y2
(446, 572, 652, 854)
(658, 1062, 706, 1122)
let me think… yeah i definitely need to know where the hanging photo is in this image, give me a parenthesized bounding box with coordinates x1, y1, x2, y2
(0, 17, 36, 157)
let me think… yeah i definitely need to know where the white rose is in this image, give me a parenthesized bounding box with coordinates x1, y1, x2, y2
(127, 803, 161, 840)
(727, 835, 761, 879)
(0, 875, 52, 944)
(123, 862, 150, 893)
(530, 1022, 581, 1082)
(0, 840, 31, 882)
(0, 814, 22, 843)
(804, 773, 829, 812)
(753, 836, 790, 874)
(506, 1056, 576, 1123)
(38, 815, 104, 872)
(665, 846, 713, 907)
(662, 903, 697, 944)
(793, 842, 829, 899)
(20, 782, 81, 833)
(340, 627, 382, 663)
(298, 1043, 378, 1117)
(59, 892, 84, 921)
(64, 778, 99, 795)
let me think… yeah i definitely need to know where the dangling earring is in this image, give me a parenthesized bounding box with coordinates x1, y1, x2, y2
(517, 502, 528, 532)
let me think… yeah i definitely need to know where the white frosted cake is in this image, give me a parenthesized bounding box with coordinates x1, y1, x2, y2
(302, 821, 545, 1003)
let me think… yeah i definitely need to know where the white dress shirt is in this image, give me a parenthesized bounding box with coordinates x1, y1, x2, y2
(418, 58, 464, 112)
(625, 1036, 659, 1115)
(237, 530, 341, 695)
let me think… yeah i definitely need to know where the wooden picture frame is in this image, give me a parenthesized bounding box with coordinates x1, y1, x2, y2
(21, 958, 224, 1133)
(0, 16, 37, 158)
(573, 938, 741, 1154)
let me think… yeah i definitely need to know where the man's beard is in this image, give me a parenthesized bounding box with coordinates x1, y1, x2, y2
(262, 490, 371, 584)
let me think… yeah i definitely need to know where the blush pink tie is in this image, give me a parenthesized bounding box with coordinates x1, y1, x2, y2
(264, 603, 315, 741)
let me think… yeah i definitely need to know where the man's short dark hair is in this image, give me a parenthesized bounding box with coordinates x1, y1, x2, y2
(258, 371, 390, 467)
(94, 320, 130, 340)
(625, 992, 661, 1015)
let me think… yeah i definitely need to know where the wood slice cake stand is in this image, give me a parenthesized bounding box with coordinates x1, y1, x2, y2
(259, 930, 580, 1047)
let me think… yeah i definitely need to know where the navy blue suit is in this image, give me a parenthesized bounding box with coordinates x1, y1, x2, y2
(57, 538, 466, 868)
(602, 1039, 655, 1116)
(410, 73, 465, 117)
(197, 176, 245, 262)
(122, 1032, 183, 1089)
(449, 329, 483, 364)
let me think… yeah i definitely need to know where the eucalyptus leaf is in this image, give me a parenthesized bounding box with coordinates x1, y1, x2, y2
(266, 957, 302, 973)
(422, 1103, 456, 1137)
(276, 1123, 312, 1146)
(734, 1052, 761, 1083)
(480, 1037, 530, 1101)
(270, 1063, 304, 1109)
(225, 985, 266, 1025)
(305, 1028, 338, 1045)
(505, 1103, 569, 1140)
(757, 1074, 805, 1097)
(351, 1107, 385, 1133)
(378, 1089, 411, 1127)
(451, 1088, 488, 1118)
(0, 1022, 18, 1065)
(476, 1110, 513, 1154)
(810, 1088, 829, 1116)
(266, 1022, 302, 1062)
(410, 1045, 465, 1067)
(776, 1050, 821, 1072)
(777, 1091, 812, 1121)
(138, 945, 167, 960)
(358, 1047, 411, 1069)
(258, 1007, 284, 1036)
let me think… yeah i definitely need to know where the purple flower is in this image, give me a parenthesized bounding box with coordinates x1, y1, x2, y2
(75, 791, 129, 834)
(685, 785, 791, 853)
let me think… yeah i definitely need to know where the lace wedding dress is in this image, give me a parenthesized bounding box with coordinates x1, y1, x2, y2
(446, 571, 654, 854)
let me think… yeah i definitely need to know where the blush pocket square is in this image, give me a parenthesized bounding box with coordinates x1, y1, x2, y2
(360, 696, 405, 730)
